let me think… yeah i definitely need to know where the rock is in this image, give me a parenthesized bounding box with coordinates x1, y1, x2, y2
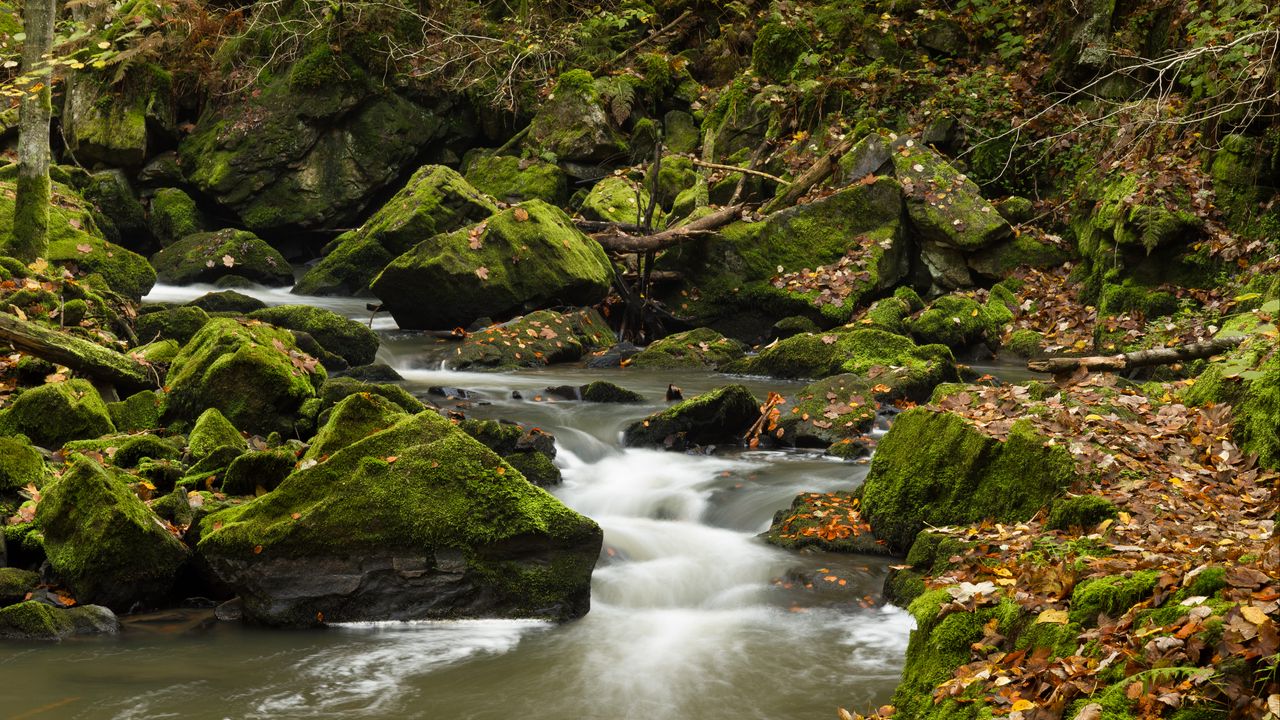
(630, 328, 745, 369)
(424, 309, 617, 371)
(730, 328, 958, 390)
(138, 152, 183, 186)
(247, 305, 379, 367)
(580, 380, 643, 403)
(920, 240, 973, 289)
(334, 363, 403, 382)
(149, 188, 207, 247)
(527, 69, 625, 164)
(293, 165, 497, 296)
(623, 385, 759, 450)
(769, 316, 822, 342)
(80, 170, 149, 250)
(372, 202, 613, 330)
(585, 341, 642, 369)
(186, 290, 267, 314)
(893, 143, 1011, 251)
(180, 73, 468, 232)
(663, 110, 700, 155)
(188, 408, 247, 462)
(918, 19, 968, 57)
(107, 390, 164, 432)
(0, 600, 120, 640)
(921, 116, 966, 153)
(773, 374, 883, 450)
(837, 133, 894, 184)
(136, 306, 211, 345)
(967, 235, 1073, 278)
(457, 419, 560, 487)
(763, 492, 888, 554)
(908, 294, 999, 349)
(580, 177, 652, 224)
(64, 70, 167, 168)
(464, 154, 568, 205)
(752, 21, 805, 81)
(196, 411, 602, 626)
(0, 380, 115, 449)
(317, 377, 427, 420)
(1004, 329, 1044, 358)
(221, 449, 298, 496)
(164, 317, 325, 436)
(993, 196, 1035, 224)
(0, 567, 40, 604)
(36, 456, 191, 611)
(112, 434, 180, 468)
(306, 393, 408, 461)
(860, 407, 1079, 553)
(0, 436, 50, 493)
(654, 156, 699, 209)
(151, 229, 292, 286)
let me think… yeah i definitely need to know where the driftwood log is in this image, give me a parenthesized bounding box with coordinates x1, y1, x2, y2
(1027, 336, 1245, 374)
(0, 313, 158, 392)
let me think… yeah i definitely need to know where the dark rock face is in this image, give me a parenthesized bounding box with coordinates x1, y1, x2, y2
(623, 385, 760, 450)
(0, 601, 119, 641)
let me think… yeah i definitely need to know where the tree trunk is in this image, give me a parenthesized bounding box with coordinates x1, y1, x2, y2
(1026, 336, 1245, 374)
(0, 314, 159, 393)
(12, 0, 56, 262)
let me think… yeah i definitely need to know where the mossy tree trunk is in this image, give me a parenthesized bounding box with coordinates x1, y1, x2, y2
(12, 0, 56, 262)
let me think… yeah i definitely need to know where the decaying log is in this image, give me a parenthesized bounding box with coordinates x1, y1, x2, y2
(592, 203, 743, 253)
(761, 135, 858, 214)
(1027, 336, 1245, 374)
(0, 313, 158, 392)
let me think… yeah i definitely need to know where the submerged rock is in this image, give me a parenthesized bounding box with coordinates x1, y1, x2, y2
(37, 457, 190, 611)
(372, 202, 613, 330)
(623, 385, 759, 450)
(197, 411, 602, 626)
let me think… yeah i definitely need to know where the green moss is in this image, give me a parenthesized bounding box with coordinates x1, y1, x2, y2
(580, 176, 652, 224)
(969, 234, 1073, 277)
(1014, 619, 1082, 658)
(441, 309, 617, 371)
(464, 154, 567, 205)
(502, 451, 561, 488)
(893, 145, 1011, 251)
(774, 373, 880, 447)
(0, 600, 75, 640)
(631, 328, 745, 369)
(895, 286, 925, 311)
(0, 380, 115, 449)
(580, 381, 643, 403)
(113, 434, 180, 468)
(752, 21, 806, 81)
(0, 436, 50, 493)
(151, 228, 292, 286)
(1182, 328, 1280, 469)
(317, 377, 426, 418)
(1005, 329, 1043, 358)
(288, 43, 365, 91)
(0, 567, 40, 602)
(305, 392, 408, 461)
(107, 390, 164, 432)
(527, 69, 626, 163)
(136, 306, 211, 345)
(862, 408, 1079, 553)
(1099, 280, 1178, 318)
(189, 407, 247, 461)
(1047, 494, 1119, 531)
(1069, 571, 1160, 626)
(909, 295, 997, 349)
(248, 305, 379, 368)
(148, 187, 205, 246)
(221, 448, 297, 496)
(865, 297, 912, 334)
(734, 328, 956, 391)
(623, 385, 760, 448)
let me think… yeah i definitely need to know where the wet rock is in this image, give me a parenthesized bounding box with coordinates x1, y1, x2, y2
(464, 153, 568, 205)
(151, 229, 292, 287)
(630, 328, 746, 370)
(422, 309, 616, 371)
(0, 380, 115, 449)
(0, 600, 120, 640)
(580, 380, 643, 403)
(136, 306, 211, 345)
(149, 188, 207, 248)
(623, 384, 760, 450)
(248, 305, 379, 367)
(293, 165, 497, 296)
(773, 374, 885, 450)
(728, 328, 957, 391)
(457, 418, 561, 488)
(763, 492, 889, 555)
(196, 411, 601, 626)
(37, 456, 190, 611)
(186, 290, 267, 314)
(527, 69, 626, 164)
(586, 341, 643, 368)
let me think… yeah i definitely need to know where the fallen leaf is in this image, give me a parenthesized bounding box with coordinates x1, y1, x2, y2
(513, 207, 530, 222)
(476, 266, 490, 281)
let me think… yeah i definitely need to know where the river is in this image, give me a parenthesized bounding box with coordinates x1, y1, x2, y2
(0, 284, 915, 720)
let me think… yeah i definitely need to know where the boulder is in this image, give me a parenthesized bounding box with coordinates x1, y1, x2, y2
(0, 380, 114, 449)
(188, 408, 247, 461)
(107, 390, 164, 432)
(908, 294, 998, 349)
(729, 328, 957, 389)
(151, 229, 292, 286)
(372, 202, 613, 330)
(196, 411, 602, 626)
(316, 377, 427, 420)
(149, 188, 207, 247)
(580, 380, 643, 403)
(623, 385, 759, 450)
(293, 165, 497, 296)
(63, 70, 167, 168)
(457, 419, 561, 488)
(663, 110, 700, 155)
(248, 305, 379, 367)
(630, 328, 745, 369)
(464, 154, 568, 205)
(892, 143, 1011, 252)
(112, 434, 180, 468)
(0, 567, 39, 604)
(860, 408, 1079, 553)
(0, 600, 119, 640)
(36, 456, 191, 611)
(135, 305, 211, 345)
(80, 170, 149, 249)
(763, 492, 886, 554)
(164, 318, 325, 436)
(221, 449, 297, 496)
(421, 309, 617, 371)
(580, 177, 652, 224)
(0, 436, 50, 493)
(773, 374, 882, 450)
(186, 290, 267, 314)
(527, 70, 626, 164)
(305, 393, 407, 461)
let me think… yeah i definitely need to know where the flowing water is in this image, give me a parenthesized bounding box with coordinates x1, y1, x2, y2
(0, 284, 916, 720)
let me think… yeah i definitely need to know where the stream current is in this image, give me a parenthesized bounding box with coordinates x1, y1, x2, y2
(0, 283, 917, 719)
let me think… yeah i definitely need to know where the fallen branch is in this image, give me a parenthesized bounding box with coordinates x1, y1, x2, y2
(592, 203, 743, 253)
(690, 159, 790, 185)
(761, 135, 858, 214)
(1026, 336, 1245, 374)
(0, 313, 157, 392)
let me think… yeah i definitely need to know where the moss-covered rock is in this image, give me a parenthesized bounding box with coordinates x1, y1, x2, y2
(372, 201, 613, 330)
(148, 187, 206, 247)
(136, 305, 211, 345)
(164, 318, 325, 436)
(36, 456, 190, 611)
(221, 449, 298, 496)
(623, 385, 759, 450)
(731, 328, 957, 392)
(0, 436, 50, 493)
(0, 567, 40, 604)
(305, 392, 408, 461)
(464, 154, 568, 205)
(81, 170, 149, 250)
(151, 229, 292, 286)
(196, 411, 602, 626)
(0, 600, 119, 640)
(580, 177, 652, 224)
(0, 380, 115, 449)
(457, 419, 560, 487)
(107, 390, 164, 432)
(1005, 329, 1044, 358)
(580, 380, 643, 403)
(968, 234, 1073, 278)
(763, 492, 886, 554)
(752, 21, 805, 81)
(861, 407, 1080, 553)
(189, 408, 247, 461)
(908, 294, 999, 349)
(113, 434, 180, 469)
(247, 305, 379, 367)
(663, 110, 700, 155)
(772, 374, 882, 450)
(885, 531, 973, 606)
(1047, 494, 1118, 531)
(63, 68, 170, 168)
(1070, 571, 1159, 626)
(630, 327, 745, 369)
(893, 143, 1011, 251)
(316, 376, 427, 420)
(527, 69, 626, 164)
(185, 290, 266, 314)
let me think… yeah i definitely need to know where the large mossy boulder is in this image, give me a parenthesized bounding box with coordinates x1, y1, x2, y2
(188, 407, 247, 461)
(527, 69, 625, 165)
(623, 385, 759, 450)
(0, 600, 119, 640)
(860, 407, 1080, 553)
(730, 328, 957, 390)
(136, 305, 211, 345)
(248, 305, 379, 367)
(425, 309, 617, 371)
(304, 392, 407, 461)
(0, 380, 115, 449)
(0, 436, 51, 493)
(36, 456, 190, 611)
(892, 143, 1011, 253)
(464, 154, 568, 205)
(179, 72, 470, 232)
(81, 170, 149, 249)
(579, 177, 652, 224)
(196, 411, 602, 626)
(293, 165, 497, 296)
(63, 70, 170, 168)
(371, 202, 613, 330)
(908, 294, 999, 349)
(151, 229, 292, 286)
(164, 318, 325, 436)
(149, 187, 207, 247)
(630, 328, 745, 369)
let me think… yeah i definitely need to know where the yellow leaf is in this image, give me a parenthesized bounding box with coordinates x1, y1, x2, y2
(1036, 609, 1070, 625)
(1241, 605, 1271, 625)
(1118, 511, 1132, 525)
(1096, 518, 1113, 534)
(1011, 700, 1036, 712)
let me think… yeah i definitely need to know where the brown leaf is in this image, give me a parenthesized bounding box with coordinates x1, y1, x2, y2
(475, 266, 490, 281)
(222, 255, 235, 268)
(513, 207, 530, 222)
(75, 243, 93, 254)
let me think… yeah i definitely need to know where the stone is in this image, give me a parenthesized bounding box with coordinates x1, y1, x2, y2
(247, 305, 379, 368)
(80, 170, 149, 250)
(149, 188, 206, 247)
(188, 408, 247, 462)
(580, 177, 652, 224)
(579, 381, 643, 403)
(418, 309, 617, 371)
(623, 385, 760, 450)
(892, 143, 1011, 251)
(0, 380, 114, 449)
(135, 306, 211, 345)
(221, 449, 298, 496)
(0, 436, 50, 493)
(527, 69, 626, 164)
(0, 600, 119, 640)
(186, 290, 267, 314)
(151, 229, 292, 286)
(630, 328, 745, 369)
(729, 328, 957, 389)
(464, 154, 568, 205)
(663, 110, 700, 154)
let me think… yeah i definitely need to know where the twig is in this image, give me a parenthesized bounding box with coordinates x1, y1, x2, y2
(691, 158, 790, 185)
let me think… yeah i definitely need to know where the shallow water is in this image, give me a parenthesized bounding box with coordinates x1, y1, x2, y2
(0, 284, 915, 719)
